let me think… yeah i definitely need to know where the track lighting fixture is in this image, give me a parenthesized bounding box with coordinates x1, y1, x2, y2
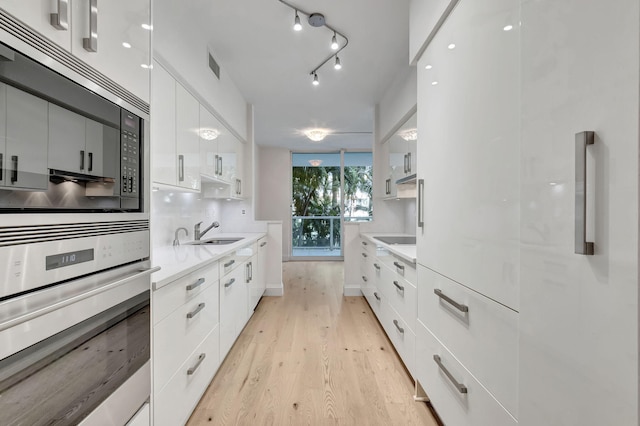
(278, 0, 349, 86)
(293, 10, 302, 31)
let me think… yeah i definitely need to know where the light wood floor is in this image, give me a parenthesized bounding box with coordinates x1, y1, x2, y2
(187, 261, 439, 426)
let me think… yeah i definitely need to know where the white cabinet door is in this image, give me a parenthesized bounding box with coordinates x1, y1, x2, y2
(198, 104, 221, 179)
(219, 264, 246, 359)
(151, 61, 176, 186)
(519, 0, 639, 425)
(5, 86, 48, 190)
(252, 238, 267, 311)
(217, 131, 237, 184)
(1, 0, 72, 51)
(233, 138, 244, 198)
(84, 118, 104, 177)
(416, 0, 519, 310)
(175, 83, 200, 191)
(70, 0, 151, 102)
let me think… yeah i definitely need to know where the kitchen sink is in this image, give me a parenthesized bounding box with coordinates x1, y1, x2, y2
(374, 236, 416, 245)
(191, 237, 244, 245)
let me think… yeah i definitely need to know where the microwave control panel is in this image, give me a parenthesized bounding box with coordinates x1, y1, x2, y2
(120, 111, 141, 198)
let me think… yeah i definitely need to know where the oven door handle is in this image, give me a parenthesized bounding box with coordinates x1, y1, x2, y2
(0, 266, 160, 332)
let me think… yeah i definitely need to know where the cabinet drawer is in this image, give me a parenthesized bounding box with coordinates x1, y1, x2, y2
(219, 264, 247, 360)
(153, 282, 219, 394)
(153, 262, 218, 324)
(220, 242, 256, 276)
(154, 326, 220, 426)
(379, 264, 417, 333)
(380, 302, 415, 378)
(363, 285, 384, 318)
(418, 265, 518, 417)
(415, 322, 516, 426)
(378, 252, 416, 285)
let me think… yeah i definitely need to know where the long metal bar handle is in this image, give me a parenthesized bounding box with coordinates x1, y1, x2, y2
(249, 262, 253, 281)
(50, 0, 69, 30)
(361, 252, 368, 258)
(217, 156, 223, 176)
(0, 153, 3, 182)
(224, 278, 236, 288)
(80, 150, 85, 170)
(393, 280, 405, 292)
(407, 152, 412, 173)
(373, 263, 380, 270)
(187, 353, 206, 375)
(362, 276, 368, 282)
(575, 131, 595, 255)
(214, 154, 219, 175)
(224, 259, 235, 268)
(10, 155, 17, 184)
(362, 241, 368, 246)
(373, 292, 381, 301)
(82, 0, 98, 52)
(393, 319, 404, 334)
(88, 152, 93, 172)
(0, 266, 160, 332)
(186, 302, 205, 319)
(418, 179, 425, 228)
(178, 155, 184, 182)
(260, 241, 267, 247)
(434, 289, 469, 313)
(433, 354, 467, 394)
(393, 261, 405, 271)
(186, 277, 205, 291)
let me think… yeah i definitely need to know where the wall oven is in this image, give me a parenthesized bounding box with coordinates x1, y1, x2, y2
(0, 13, 153, 426)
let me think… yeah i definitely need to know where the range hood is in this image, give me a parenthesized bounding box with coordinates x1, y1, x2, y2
(396, 173, 417, 185)
(49, 169, 116, 184)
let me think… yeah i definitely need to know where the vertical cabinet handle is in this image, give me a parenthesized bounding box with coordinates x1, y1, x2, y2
(407, 152, 412, 173)
(0, 153, 3, 182)
(187, 353, 206, 375)
(88, 152, 93, 172)
(50, 0, 70, 30)
(418, 179, 425, 228)
(575, 131, 595, 255)
(214, 154, 219, 175)
(80, 150, 85, 170)
(83, 0, 98, 52)
(186, 277, 205, 291)
(178, 155, 185, 182)
(186, 302, 205, 319)
(433, 354, 468, 394)
(11, 155, 18, 184)
(403, 154, 408, 174)
(217, 156, 223, 176)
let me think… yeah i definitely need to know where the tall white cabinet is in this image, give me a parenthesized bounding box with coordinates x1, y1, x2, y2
(413, 0, 639, 425)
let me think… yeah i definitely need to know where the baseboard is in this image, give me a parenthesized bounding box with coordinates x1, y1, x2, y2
(343, 286, 363, 297)
(265, 284, 284, 296)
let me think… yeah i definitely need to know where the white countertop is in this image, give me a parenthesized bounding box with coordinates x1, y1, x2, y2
(360, 232, 416, 264)
(151, 232, 266, 289)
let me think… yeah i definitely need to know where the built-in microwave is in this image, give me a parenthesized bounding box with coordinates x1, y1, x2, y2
(0, 42, 143, 213)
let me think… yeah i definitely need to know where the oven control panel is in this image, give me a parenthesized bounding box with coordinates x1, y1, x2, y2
(121, 111, 141, 199)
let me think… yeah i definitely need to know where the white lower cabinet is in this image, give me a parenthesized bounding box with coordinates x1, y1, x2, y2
(154, 326, 220, 426)
(415, 321, 517, 426)
(127, 403, 150, 426)
(380, 302, 415, 377)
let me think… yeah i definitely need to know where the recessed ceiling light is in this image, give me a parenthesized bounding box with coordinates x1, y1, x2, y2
(141, 24, 152, 30)
(431, 81, 438, 85)
(122, 42, 131, 48)
(399, 129, 418, 141)
(200, 129, 220, 140)
(141, 63, 153, 69)
(425, 64, 433, 70)
(503, 24, 513, 31)
(448, 43, 456, 49)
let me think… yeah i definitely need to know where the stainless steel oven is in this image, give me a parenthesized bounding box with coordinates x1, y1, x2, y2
(0, 12, 153, 426)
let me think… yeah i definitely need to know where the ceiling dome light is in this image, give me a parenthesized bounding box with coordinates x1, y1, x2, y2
(308, 159, 323, 167)
(400, 129, 418, 141)
(304, 129, 328, 141)
(448, 43, 456, 49)
(312, 73, 319, 86)
(293, 11, 302, 31)
(122, 42, 131, 49)
(425, 64, 432, 70)
(503, 24, 513, 31)
(200, 129, 220, 141)
(334, 56, 342, 70)
(331, 33, 339, 50)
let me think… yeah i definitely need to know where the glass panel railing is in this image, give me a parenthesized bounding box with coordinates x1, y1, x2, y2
(292, 216, 341, 256)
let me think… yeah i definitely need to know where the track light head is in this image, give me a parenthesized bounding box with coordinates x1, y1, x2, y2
(331, 33, 339, 50)
(334, 56, 342, 70)
(293, 11, 302, 31)
(312, 73, 319, 86)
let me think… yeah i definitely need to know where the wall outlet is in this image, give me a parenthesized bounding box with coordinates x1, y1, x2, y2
(241, 209, 246, 215)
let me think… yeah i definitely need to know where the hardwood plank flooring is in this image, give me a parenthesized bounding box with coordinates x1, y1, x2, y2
(187, 261, 438, 426)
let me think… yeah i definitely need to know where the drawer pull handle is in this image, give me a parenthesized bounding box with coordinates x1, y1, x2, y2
(374, 292, 381, 301)
(186, 302, 205, 319)
(373, 263, 381, 270)
(393, 319, 404, 334)
(433, 354, 468, 394)
(187, 353, 206, 375)
(361, 252, 368, 258)
(224, 278, 236, 288)
(224, 259, 235, 268)
(434, 289, 469, 313)
(362, 276, 368, 282)
(260, 241, 267, 247)
(186, 277, 205, 291)
(575, 131, 595, 255)
(393, 280, 404, 292)
(393, 261, 405, 270)
(362, 241, 368, 246)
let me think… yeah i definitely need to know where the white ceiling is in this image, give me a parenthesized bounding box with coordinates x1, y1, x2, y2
(200, 0, 411, 150)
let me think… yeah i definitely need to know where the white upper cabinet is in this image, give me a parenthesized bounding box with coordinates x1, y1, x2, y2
(175, 83, 200, 191)
(416, 0, 519, 310)
(1, 0, 73, 51)
(1, 0, 151, 103)
(384, 112, 417, 198)
(151, 61, 177, 186)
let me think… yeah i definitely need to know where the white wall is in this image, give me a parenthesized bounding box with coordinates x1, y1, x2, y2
(377, 66, 417, 143)
(153, 0, 248, 140)
(409, 0, 459, 64)
(255, 145, 292, 260)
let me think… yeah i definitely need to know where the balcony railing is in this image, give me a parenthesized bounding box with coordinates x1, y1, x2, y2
(292, 216, 341, 255)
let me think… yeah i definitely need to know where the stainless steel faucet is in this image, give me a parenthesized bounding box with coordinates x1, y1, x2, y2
(194, 221, 220, 240)
(173, 227, 188, 246)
